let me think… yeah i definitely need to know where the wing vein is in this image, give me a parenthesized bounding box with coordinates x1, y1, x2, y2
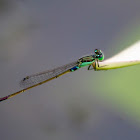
(20, 61, 78, 88)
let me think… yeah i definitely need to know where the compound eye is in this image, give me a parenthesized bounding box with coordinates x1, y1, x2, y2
(95, 49, 102, 54)
(94, 49, 99, 54)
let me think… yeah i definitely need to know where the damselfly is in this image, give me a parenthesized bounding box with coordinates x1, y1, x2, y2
(0, 49, 104, 102)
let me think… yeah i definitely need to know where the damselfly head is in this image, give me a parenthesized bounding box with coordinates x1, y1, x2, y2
(94, 49, 102, 55)
(94, 49, 104, 61)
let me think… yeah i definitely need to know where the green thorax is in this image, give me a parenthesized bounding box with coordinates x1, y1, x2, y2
(78, 55, 95, 67)
(80, 61, 95, 67)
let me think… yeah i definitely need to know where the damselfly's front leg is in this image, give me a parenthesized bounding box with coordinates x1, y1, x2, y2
(97, 59, 100, 67)
(87, 59, 100, 71)
(94, 59, 100, 71)
(91, 59, 100, 71)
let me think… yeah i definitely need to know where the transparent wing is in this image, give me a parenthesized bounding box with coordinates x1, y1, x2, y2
(20, 61, 78, 88)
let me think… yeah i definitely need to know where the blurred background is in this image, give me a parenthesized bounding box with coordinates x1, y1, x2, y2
(0, 0, 140, 140)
